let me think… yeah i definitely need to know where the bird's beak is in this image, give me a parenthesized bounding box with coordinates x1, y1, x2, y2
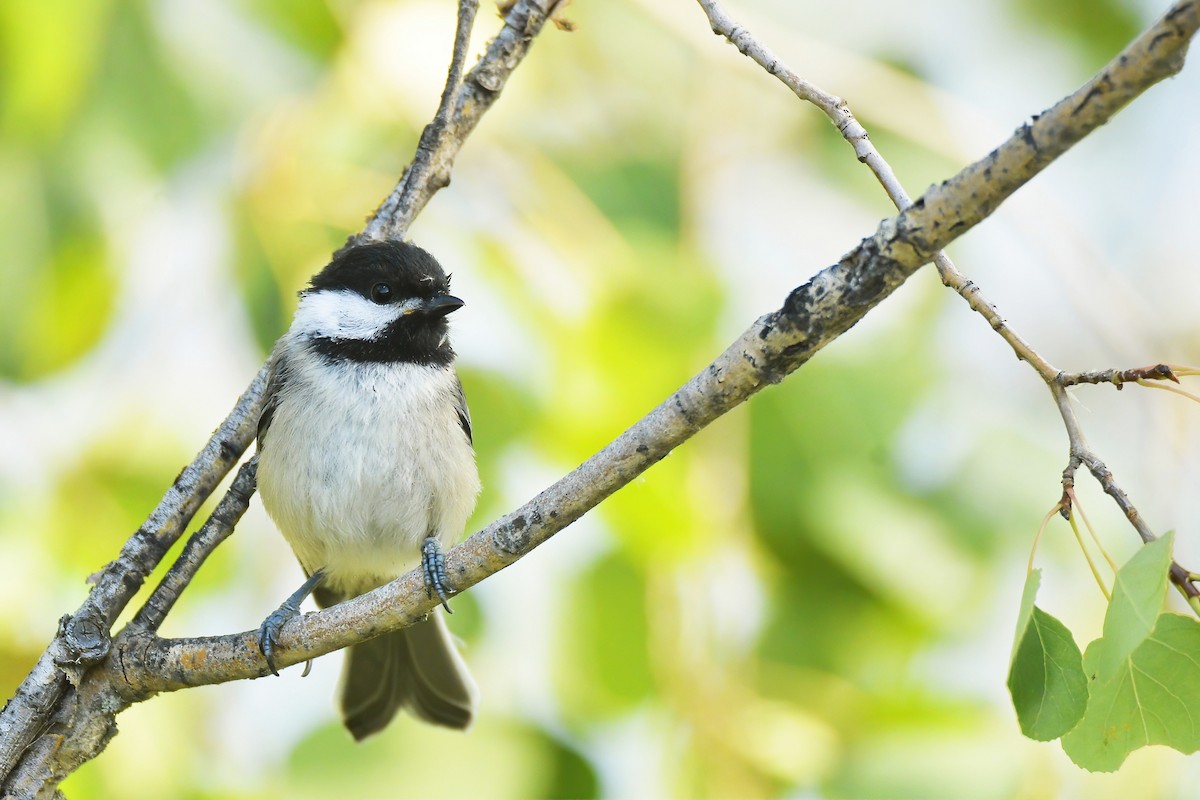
(420, 294, 465, 318)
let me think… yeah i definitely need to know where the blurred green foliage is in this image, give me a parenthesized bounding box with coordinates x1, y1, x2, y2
(241, 0, 345, 59)
(1009, 0, 1142, 66)
(0, 0, 1195, 798)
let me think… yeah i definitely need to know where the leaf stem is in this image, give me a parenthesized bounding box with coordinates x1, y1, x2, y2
(1030, 503, 1064, 574)
(1067, 506, 1111, 601)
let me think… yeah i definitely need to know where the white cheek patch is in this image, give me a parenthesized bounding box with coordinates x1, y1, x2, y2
(291, 290, 421, 341)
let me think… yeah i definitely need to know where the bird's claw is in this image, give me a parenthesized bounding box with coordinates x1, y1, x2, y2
(257, 569, 326, 676)
(422, 537, 453, 613)
(257, 605, 297, 677)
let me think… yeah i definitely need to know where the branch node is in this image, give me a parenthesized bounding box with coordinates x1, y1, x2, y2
(54, 610, 111, 686)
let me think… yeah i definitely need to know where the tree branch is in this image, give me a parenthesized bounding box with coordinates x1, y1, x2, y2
(0, 365, 268, 782)
(358, 0, 481, 244)
(356, 0, 563, 245)
(698, 0, 1200, 602)
(131, 459, 260, 633)
(0, 1, 565, 794)
(110, 0, 1200, 689)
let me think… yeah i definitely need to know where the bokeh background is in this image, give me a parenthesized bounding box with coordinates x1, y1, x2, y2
(3, 0, 1200, 797)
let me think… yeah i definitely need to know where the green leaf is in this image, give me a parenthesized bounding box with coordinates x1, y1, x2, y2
(1007, 569, 1087, 740)
(1062, 613, 1200, 771)
(1061, 533, 1200, 771)
(1092, 533, 1172, 678)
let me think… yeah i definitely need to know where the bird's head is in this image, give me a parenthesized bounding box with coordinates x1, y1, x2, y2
(292, 241, 463, 365)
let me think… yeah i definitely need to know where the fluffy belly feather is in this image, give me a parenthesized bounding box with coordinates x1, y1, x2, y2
(257, 358, 479, 597)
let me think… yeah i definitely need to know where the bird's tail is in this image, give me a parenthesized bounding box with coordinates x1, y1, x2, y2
(338, 610, 477, 740)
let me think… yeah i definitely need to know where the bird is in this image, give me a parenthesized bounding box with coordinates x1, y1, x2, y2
(254, 239, 481, 740)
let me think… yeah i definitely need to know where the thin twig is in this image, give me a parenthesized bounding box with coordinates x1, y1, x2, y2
(1059, 363, 1179, 387)
(355, 0, 564, 246)
(360, 0, 482, 244)
(132, 459, 260, 632)
(696, 0, 1200, 603)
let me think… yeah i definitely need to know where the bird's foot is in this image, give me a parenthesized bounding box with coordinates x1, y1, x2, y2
(258, 569, 326, 676)
(421, 537, 453, 613)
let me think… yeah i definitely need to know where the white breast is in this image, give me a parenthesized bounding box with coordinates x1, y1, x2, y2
(256, 347, 480, 597)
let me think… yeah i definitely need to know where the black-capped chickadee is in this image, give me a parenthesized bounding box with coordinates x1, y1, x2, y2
(254, 240, 480, 740)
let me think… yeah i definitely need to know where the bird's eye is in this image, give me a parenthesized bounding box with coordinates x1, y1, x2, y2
(370, 282, 393, 304)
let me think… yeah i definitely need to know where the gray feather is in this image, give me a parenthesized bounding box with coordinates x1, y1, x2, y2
(339, 611, 477, 740)
(257, 349, 292, 448)
(452, 374, 472, 445)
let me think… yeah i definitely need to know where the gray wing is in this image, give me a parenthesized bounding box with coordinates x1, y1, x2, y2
(257, 349, 291, 449)
(452, 373, 472, 446)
